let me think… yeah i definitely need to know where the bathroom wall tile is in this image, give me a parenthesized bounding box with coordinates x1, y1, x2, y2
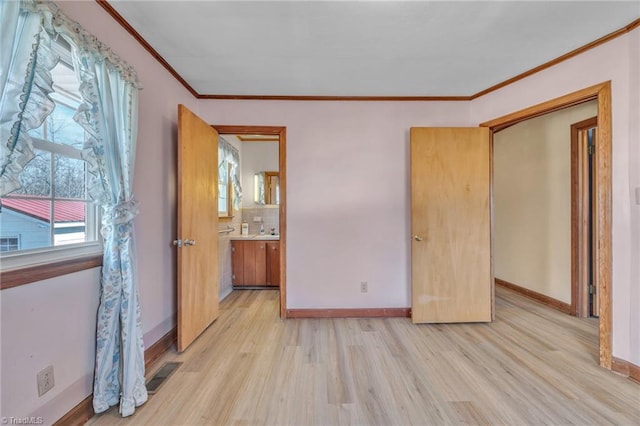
(242, 206, 279, 235)
(218, 212, 242, 299)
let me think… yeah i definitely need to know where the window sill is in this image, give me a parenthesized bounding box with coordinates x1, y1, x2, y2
(0, 254, 103, 290)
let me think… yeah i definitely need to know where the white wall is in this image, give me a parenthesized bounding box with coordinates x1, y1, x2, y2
(494, 101, 597, 303)
(471, 28, 640, 365)
(0, 1, 198, 423)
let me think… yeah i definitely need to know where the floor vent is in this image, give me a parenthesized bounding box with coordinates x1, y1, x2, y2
(146, 362, 182, 395)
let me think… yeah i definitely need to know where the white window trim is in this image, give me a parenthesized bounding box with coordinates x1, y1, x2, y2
(0, 236, 20, 252)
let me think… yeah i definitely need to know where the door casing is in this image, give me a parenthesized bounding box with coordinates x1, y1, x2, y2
(213, 125, 288, 319)
(571, 116, 598, 318)
(480, 81, 612, 369)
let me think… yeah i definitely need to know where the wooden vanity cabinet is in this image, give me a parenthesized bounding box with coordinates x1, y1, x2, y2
(232, 240, 280, 287)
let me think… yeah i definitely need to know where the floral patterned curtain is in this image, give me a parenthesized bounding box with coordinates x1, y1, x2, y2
(0, 0, 57, 196)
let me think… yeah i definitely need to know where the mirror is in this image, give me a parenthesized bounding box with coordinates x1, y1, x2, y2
(254, 171, 280, 205)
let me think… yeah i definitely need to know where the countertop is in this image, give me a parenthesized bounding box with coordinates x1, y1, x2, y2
(229, 234, 280, 241)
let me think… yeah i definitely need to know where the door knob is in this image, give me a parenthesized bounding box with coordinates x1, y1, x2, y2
(173, 239, 182, 247)
(413, 235, 423, 242)
(184, 239, 196, 246)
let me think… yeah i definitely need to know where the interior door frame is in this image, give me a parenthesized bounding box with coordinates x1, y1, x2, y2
(480, 81, 612, 369)
(213, 125, 288, 319)
(571, 116, 598, 318)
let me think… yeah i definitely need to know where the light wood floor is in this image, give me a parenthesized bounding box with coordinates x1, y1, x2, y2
(88, 287, 639, 425)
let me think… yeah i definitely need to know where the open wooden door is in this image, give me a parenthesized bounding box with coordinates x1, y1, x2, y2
(410, 127, 492, 323)
(176, 104, 219, 351)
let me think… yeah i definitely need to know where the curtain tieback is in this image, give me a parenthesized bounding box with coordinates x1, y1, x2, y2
(102, 198, 140, 225)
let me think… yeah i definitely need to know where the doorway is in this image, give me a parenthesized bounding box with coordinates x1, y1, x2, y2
(213, 125, 288, 319)
(481, 82, 612, 369)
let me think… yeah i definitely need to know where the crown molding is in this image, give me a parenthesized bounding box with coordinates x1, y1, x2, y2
(95, 0, 199, 98)
(470, 17, 640, 100)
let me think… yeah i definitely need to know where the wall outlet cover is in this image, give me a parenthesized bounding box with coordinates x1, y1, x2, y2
(37, 365, 55, 397)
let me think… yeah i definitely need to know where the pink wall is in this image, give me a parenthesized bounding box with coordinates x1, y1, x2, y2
(1, 269, 100, 423)
(196, 101, 471, 309)
(628, 28, 640, 366)
(1, 1, 637, 422)
(471, 28, 640, 366)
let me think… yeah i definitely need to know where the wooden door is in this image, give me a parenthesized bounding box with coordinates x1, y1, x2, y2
(572, 118, 598, 318)
(177, 104, 219, 351)
(410, 127, 492, 323)
(588, 126, 599, 317)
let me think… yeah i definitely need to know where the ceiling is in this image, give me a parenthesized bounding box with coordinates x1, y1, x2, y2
(107, 1, 640, 98)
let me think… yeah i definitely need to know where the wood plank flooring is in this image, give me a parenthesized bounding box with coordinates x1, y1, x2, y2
(88, 287, 639, 425)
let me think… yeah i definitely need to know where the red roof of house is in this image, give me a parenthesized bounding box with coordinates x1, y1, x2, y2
(1, 198, 86, 222)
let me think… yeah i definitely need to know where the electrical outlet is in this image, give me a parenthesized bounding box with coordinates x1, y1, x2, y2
(37, 365, 55, 397)
(360, 281, 368, 293)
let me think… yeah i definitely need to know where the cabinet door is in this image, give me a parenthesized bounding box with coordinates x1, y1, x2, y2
(231, 241, 245, 285)
(231, 240, 269, 286)
(266, 242, 280, 287)
(250, 241, 267, 285)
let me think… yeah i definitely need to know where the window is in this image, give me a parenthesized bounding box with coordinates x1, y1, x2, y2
(217, 137, 241, 218)
(218, 159, 233, 218)
(0, 38, 100, 268)
(0, 237, 20, 252)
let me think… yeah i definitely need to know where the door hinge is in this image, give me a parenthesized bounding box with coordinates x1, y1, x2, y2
(589, 284, 594, 294)
(588, 144, 595, 156)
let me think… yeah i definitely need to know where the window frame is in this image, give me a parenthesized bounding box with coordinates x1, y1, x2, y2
(0, 236, 20, 252)
(218, 161, 234, 220)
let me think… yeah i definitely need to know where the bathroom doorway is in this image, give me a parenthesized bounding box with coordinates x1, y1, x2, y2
(213, 125, 288, 319)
